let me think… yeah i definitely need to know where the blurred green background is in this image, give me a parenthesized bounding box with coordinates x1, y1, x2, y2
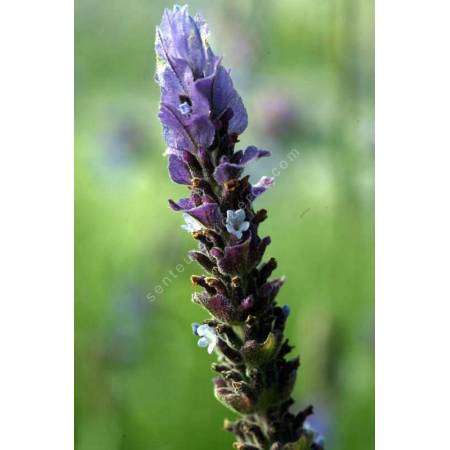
(75, 0, 374, 449)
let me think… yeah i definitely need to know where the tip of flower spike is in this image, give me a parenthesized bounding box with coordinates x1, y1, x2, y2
(166, 4, 188, 15)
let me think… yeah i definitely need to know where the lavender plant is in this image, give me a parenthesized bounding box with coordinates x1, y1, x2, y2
(154, 6, 324, 450)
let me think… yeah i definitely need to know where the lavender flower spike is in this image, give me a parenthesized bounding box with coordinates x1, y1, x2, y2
(155, 5, 323, 450)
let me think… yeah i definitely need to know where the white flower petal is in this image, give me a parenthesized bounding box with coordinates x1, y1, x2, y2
(239, 221, 250, 232)
(195, 325, 217, 353)
(182, 213, 203, 233)
(196, 324, 209, 336)
(207, 341, 215, 354)
(234, 209, 246, 222)
(225, 209, 249, 238)
(197, 336, 209, 348)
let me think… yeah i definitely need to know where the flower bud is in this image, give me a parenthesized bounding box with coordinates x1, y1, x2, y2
(189, 251, 215, 272)
(241, 332, 281, 366)
(253, 208, 268, 224)
(214, 385, 255, 414)
(203, 228, 224, 247)
(191, 275, 216, 294)
(191, 230, 213, 248)
(258, 257, 277, 283)
(192, 292, 237, 323)
(293, 405, 314, 431)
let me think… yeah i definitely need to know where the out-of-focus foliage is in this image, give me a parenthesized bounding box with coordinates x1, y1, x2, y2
(75, 0, 374, 449)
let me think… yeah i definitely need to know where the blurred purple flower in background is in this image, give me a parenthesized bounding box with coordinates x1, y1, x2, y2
(253, 90, 302, 140)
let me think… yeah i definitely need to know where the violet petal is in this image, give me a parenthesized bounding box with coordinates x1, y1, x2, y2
(168, 154, 191, 185)
(196, 65, 248, 135)
(187, 203, 222, 228)
(214, 146, 271, 183)
(217, 238, 251, 275)
(249, 176, 275, 200)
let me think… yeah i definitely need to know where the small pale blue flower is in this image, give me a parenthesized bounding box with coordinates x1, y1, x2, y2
(303, 422, 324, 447)
(196, 324, 218, 354)
(197, 336, 209, 347)
(225, 209, 250, 239)
(315, 435, 325, 447)
(191, 322, 200, 335)
(282, 305, 290, 317)
(178, 101, 192, 115)
(181, 213, 203, 232)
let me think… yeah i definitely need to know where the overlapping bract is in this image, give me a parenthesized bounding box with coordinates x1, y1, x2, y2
(155, 4, 248, 158)
(155, 5, 273, 232)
